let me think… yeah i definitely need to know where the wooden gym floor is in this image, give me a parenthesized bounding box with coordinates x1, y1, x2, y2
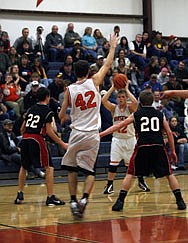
(0, 173, 188, 243)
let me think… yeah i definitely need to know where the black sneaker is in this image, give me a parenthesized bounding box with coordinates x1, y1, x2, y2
(46, 195, 65, 206)
(138, 181, 150, 192)
(70, 201, 82, 218)
(112, 199, 124, 211)
(103, 184, 114, 194)
(177, 200, 186, 210)
(14, 191, 24, 204)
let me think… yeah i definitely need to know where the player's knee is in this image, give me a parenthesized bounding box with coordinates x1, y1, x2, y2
(109, 164, 118, 173)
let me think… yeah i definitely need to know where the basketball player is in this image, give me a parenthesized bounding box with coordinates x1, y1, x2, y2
(102, 82, 150, 194)
(100, 91, 186, 211)
(14, 87, 68, 206)
(59, 33, 119, 218)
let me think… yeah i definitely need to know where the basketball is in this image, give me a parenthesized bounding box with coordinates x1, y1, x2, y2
(113, 73, 128, 90)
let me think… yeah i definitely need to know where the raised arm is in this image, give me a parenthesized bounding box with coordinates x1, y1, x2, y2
(125, 81, 138, 113)
(100, 113, 134, 138)
(101, 85, 116, 112)
(92, 34, 119, 87)
(161, 90, 188, 100)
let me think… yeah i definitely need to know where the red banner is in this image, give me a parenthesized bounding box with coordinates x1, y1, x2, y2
(36, 0, 43, 7)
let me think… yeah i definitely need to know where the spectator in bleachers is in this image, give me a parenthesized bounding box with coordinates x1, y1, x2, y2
(169, 116, 188, 170)
(160, 97, 174, 121)
(1, 73, 24, 118)
(0, 88, 11, 121)
(97, 40, 110, 58)
(157, 67, 169, 85)
(0, 44, 11, 80)
(159, 56, 171, 72)
(48, 72, 65, 131)
(152, 90, 162, 110)
(93, 29, 107, 49)
(115, 36, 129, 58)
(24, 72, 45, 94)
(8, 46, 20, 66)
(129, 34, 147, 71)
(64, 23, 81, 53)
(127, 62, 141, 98)
(142, 31, 152, 58)
(113, 25, 120, 37)
(31, 57, 52, 87)
(81, 26, 98, 61)
(144, 55, 160, 81)
(142, 73, 162, 92)
(162, 72, 184, 117)
(64, 54, 73, 66)
(170, 39, 187, 70)
(23, 80, 39, 111)
(18, 54, 32, 84)
(90, 55, 104, 72)
(70, 40, 86, 63)
(174, 61, 188, 90)
(151, 31, 172, 62)
(13, 28, 33, 53)
(117, 57, 128, 75)
(32, 26, 46, 61)
(113, 49, 130, 69)
(17, 40, 35, 62)
(45, 25, 65, 62)
(0, 119, 21, 166)
(59, 63, 77, 83)
(0, 31, 10, 54)
(0, 24, 2, 37)
(100, 90, 114, 142)
(10, 64, 28, 92)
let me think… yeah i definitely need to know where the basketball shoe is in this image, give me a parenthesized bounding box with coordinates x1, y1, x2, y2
(177, 200, 186, 210)
(138, 181, 150, 192)
(112, 198, 124, 211)
(103, 184, 114, 194)
(70, 201, 82, 218)
(46, 195, 65, 206)
(14, 191, 24, 204)
(78, 198, 88, 215)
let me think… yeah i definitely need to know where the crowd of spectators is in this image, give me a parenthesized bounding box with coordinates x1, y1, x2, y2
(1, 23, 188, 169)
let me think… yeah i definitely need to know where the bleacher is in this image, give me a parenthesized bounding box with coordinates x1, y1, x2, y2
(0, 141, 113, 180)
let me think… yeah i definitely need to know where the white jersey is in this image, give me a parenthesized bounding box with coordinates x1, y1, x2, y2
(68, 78, 101, 131)
(113, 105, 135, 139)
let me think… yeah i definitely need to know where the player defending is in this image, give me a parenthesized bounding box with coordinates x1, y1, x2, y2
(161, 90, 188, 99)
(100, 91, 186, 211)
(102, 82, 150, 194)
(15, 87, 68, 206)
(59, 33, 119, 218)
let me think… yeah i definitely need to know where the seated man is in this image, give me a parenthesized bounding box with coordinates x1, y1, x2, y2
(0, 119, 45, 178)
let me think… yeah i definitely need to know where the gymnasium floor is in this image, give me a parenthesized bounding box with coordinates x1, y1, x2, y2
(0, 172, 188, 243)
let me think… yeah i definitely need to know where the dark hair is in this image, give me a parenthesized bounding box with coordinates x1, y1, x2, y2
(119, 36, 129, 49)
(74, 60, 89, 78)
(139, 91, 154, 106)
(36, 87, 50, 101)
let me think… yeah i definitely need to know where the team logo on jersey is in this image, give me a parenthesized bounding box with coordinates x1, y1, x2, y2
(36, 0, 43, 7)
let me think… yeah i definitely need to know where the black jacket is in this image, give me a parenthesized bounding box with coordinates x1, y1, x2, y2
(0, 129, 20, 155)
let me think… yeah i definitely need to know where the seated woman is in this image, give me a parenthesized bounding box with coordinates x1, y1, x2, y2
(31, 58, 52, 87)
(1, 73, 24, 118)
(169, 116, 188, 170)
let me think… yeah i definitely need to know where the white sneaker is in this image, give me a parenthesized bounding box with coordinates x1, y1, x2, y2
(171, 165, 178, 170)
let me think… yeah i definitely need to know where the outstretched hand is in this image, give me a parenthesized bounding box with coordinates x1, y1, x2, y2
(170, 151, 178, 165)
(109, 33, 120, 48)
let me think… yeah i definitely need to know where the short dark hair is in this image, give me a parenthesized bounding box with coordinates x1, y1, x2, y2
(139, 91, 154, 106)
(36, 87, 50, 101)
(74, 60, 89, 78)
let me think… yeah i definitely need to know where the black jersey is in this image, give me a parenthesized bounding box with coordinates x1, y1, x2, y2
(133, 106, 164, 146)
(24, 103, 54, 134)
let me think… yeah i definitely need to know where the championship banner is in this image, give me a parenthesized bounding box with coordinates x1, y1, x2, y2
(36, 0, 43, 7)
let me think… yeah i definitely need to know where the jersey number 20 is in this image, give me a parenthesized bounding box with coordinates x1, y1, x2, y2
(140, 117, 160, 132)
